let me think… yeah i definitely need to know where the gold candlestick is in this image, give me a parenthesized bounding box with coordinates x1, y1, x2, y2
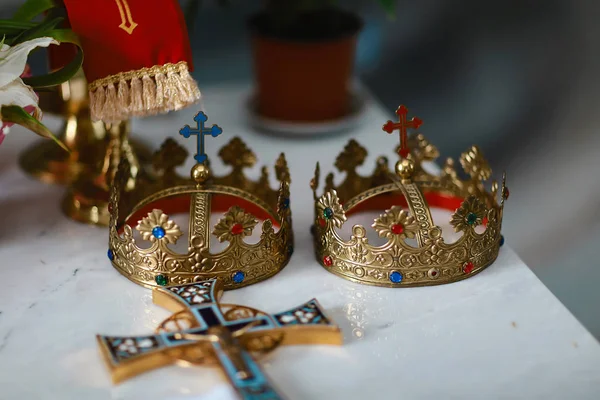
(62, 119, 141, 226)
(20, 73, 150, 185)
(20, 72, 150, 226)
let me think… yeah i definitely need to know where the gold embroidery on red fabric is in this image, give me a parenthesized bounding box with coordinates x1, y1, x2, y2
(115, 0, 138, 34)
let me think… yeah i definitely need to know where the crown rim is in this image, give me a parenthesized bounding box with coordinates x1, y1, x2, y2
(311, 134, 507, 288)
(108, 137, 293, 290)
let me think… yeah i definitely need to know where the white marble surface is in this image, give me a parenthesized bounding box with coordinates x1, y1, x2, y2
(1, 84, 600, 400)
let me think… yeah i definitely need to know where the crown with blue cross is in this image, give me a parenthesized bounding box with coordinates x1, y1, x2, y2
(107, 113, 294, 290)
(311, 104, 508, 288)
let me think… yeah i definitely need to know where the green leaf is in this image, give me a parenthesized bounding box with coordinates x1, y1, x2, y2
(21, 29, 83, 89)
(11, 16, 63, 45)
(12, 0, 57, 22)
(0, 20, 37, 36)
(377, 0, 396, 18)
(1, 105, 69, 152)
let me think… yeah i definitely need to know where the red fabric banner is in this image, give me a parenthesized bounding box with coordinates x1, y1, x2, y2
(62, 0, 194, 83)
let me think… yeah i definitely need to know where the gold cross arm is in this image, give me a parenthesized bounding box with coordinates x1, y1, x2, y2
(97, 280, 342, 399)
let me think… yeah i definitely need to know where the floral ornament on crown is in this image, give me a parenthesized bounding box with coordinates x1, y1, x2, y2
(136, 209, 183, 244)
(219, 137, 256, 169)
(317, 190, 346, 228)
(450, 196, 487, 232)
(405, 133, 440, 162)
(334, 139, 367, 172)
(213, 205, 258, 242)
(152, 138, 188, 174)
(460, 145, 491, 181)
(372, 206, 418, 240)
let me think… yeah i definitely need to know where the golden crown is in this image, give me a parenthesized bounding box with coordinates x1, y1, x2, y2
(107, 112, 293, 290)
(310, 105, 508, 287)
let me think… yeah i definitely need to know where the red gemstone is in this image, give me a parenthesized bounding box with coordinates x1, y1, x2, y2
(323, 256, 333, 267)
(231, 223, 244, 235)
(431, 271, 437, 276)
(391, 224, 404, 235)
(108, 203, 114, 213)
(463, 262, 474, 274)
(504, 187, 510, 200)
(318, 218, 326, 228)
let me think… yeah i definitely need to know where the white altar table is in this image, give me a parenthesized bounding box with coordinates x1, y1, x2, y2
(1, 84, 599, 400)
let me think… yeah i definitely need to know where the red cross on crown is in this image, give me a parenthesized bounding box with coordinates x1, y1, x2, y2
(382, 105, 423, 158)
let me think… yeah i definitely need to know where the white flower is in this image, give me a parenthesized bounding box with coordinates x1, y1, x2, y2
(0, 37, 58, 139)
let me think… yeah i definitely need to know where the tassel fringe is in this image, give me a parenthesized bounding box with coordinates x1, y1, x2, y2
(88, 61, 201, 123)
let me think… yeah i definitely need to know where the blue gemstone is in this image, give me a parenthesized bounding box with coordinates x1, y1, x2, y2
(107, 249, 114, 261)
(500, 235, 505, 247)
(323, 207, 334, 220)
(232, 271, 245, 284)
(152, 226, 166, 239)
(282, 198, 290, 209)
(389, 271, 403, 283)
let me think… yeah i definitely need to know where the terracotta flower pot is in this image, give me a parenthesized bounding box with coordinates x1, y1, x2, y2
(248, 10, 362, 122)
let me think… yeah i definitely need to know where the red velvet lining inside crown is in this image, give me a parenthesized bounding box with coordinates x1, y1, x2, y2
(344, 192, 489, 226)
(120, 194, 279, 234)
(345, 192, 464, 216)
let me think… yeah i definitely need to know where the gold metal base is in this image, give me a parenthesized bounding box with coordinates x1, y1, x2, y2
(19, 106, 151, 186)
(20, 75, 93, 185)
(62, 121, 143, 227)
(20, 137, 86, 185)
(19, 73, 150, 227)
(20, 135, 151, 186)
(62, 179, 112, 226)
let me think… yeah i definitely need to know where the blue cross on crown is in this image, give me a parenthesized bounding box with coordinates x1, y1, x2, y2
(179, 111, 223, 163)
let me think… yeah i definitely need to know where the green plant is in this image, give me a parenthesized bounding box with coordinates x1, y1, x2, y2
(0, 0, 83, 149)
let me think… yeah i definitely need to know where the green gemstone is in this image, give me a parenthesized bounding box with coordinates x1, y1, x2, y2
(155, 274, 168, 286)
(323, 207, 334, 220)
(466, 212, 478, 225)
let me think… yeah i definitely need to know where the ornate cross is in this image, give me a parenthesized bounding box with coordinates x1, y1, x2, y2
(179, 111, 223, 163)
(382, 105, 423, 158)
(97, 280, 342, 399)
